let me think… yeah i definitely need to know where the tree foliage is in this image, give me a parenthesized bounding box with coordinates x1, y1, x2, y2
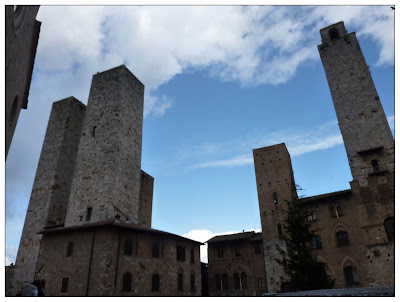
(276, 199, 334, 292)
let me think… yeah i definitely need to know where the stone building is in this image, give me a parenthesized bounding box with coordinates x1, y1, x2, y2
(6, 5, 41, 158)
(207, 232, 267, 296)
(254, 22, 394, 293)
(9, 65, 203, 296)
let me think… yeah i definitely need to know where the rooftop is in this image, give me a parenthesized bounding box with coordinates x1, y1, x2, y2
(207, 231, 262, 243)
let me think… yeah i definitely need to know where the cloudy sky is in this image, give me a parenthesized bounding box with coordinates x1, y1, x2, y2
(5, 3, 395, 264)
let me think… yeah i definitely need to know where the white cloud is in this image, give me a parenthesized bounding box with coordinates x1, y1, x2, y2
(5, 245, 18, 266)
(182, 228, 261, 263)
(33, 6, 394, 117)
(188, 120, 343, 169)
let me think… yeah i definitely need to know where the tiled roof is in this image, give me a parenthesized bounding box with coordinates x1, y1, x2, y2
(207, 231, 262, 243)
(298, 189, 352, 204)
(39, 219, 204, 245)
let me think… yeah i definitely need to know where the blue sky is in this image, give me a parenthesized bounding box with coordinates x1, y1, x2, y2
(4, 4, 395, 264)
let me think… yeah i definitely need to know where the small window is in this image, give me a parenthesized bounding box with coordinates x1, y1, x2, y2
(384, 217, 394, 242)
(311, 235, 323, 250)
(190, 274, 195, 292)
(122, 273, 132, 292)
(336, 231, 350, 247)
(222, 274, 228, 290)
(61, 277, 69, 293)
(344, 266, 360, 286)
(337, 206, 343, 217)
(329, 27, 339, 40)
(152, 274, 160, 291)
(217, 247, 224, 258)
(234, 246, 242, 257)
(178, 269, 183, 291)
(277, 223, 283, 239)
(190, 248, 195, 263)
(86, 207, 93, 221)
(92, 126, 96, 137)
(253, 242, 262, 254)
(177, 245, 186, 261)
(215, 274, 221, 291)
(66, 242, 74, 257)
(152, 241, 159, 258)
(241, 273, 247, 289)
(371, 159, 380, 172)
(124, 239, 132, 255)
(273, 192, 278, 204)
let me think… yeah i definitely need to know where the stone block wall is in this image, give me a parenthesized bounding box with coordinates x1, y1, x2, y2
(13, 97, 86, 294)
(138, 170, 154, 228)
(5, 5, 41, 157)
(318, 22, 394, 185)
(65, 65, 145, 226)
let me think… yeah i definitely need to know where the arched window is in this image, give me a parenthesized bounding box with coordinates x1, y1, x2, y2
(122, 272, 132, 292)
(384, 217, 394, 242)
(215, 274, 221, 291)
(307, 211, 317, 222)
(329, 27, 339, 40)
(222, 274, 228, 290)
(178, 269, 183, 291)
(152, 274, 160, 291)
(344, 266, 360, 286)
(190, 248, 195, 263)
(241, 273, 248, 289)
(124, 239, 132, 255)
(336, 231, 350, 247)
(277, 223, 283, 239)
(311, 235, 322, 250)
(152, 241, 159, 258)
(273, 192, 278, 204)
(233, 273, 240, 290)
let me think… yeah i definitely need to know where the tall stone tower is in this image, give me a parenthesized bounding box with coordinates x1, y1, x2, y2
(253, 143, 298, 293)
(14, 97, 85, 291)
(65, 65, 145, 226)
(318, 21, 394, 187)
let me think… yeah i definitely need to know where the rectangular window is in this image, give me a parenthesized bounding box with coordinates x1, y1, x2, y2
(61, 277, 69, 293)
(177, 245, 186, 261)
(66, 242, 74, 257)
(235, 247, 242, 257)
(191, 274, 195, 292)
(178, 273, 183, 291)
(254, 242, 262, 254)
(152, 241, 160, 258)
(124, 239, 133, 255)
(86, 207, 93, 221)
(217, 247, 224, 258)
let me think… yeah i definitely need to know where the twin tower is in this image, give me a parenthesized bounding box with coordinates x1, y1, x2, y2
(15, 65, 154, 287)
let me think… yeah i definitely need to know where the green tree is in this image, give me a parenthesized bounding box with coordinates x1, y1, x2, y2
(276, 199, 334, 292)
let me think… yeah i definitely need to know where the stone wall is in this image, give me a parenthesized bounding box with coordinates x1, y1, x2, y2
(13, 97, 86, 295)
(65, 65, 145, 226)
(138, 171, 154, 228)
(5, 5, 41, 158)
(36, 224, 202, 296)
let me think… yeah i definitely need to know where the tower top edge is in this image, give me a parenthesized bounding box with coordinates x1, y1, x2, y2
(94, 64, 145, 87)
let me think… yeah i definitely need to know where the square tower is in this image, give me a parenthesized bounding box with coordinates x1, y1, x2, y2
(318, 22, 394, 186)
(65, 65, 145, 226)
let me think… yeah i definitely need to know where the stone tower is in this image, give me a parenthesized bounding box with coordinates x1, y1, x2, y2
(65, 65, 145, 226)
(253, 143, 298, 293)
(6, 5, 41, 158)
(318, 21, 394, 187)
(14, 97, 85, 291)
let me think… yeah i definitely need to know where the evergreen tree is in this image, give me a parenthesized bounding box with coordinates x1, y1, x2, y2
(276, 199, 334, 292)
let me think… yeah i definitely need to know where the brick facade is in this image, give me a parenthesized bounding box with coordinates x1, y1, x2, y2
(207, 232, 267, 296)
